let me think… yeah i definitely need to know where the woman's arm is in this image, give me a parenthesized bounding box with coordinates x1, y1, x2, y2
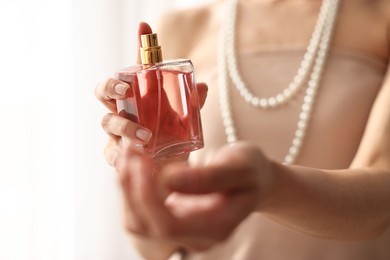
(259, 66, 390, 239)
(164, 67, 390, 243)
(261, 164, 390, 240)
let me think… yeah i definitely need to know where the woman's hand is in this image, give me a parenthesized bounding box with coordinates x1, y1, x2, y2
(95, 22, 208, 166)
(95, 22, 209, 258)
(118, 142, 273, 251)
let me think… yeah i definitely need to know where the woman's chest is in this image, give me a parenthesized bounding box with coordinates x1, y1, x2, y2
(190, 49, 386, 168)
(184, 0, 389, 167)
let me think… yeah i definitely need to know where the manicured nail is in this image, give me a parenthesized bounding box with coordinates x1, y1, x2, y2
(135, 128, 152, 142)
(114, 83, 129, 95)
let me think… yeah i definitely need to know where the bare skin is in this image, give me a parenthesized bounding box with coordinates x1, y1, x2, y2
(96, 1, 390, 259)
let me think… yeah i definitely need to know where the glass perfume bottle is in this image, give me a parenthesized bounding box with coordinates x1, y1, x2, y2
(116, 33, 204, 160)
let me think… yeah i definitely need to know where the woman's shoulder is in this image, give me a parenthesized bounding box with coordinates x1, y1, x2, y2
(156, 1, 221, 59)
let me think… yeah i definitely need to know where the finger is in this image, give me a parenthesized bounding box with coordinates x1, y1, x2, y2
(163, 164, 258, 194)
(117, 154, 148, 234)
(136, 22, 153, 64)
(101, 113, 152, 144)
(196, 82, 208, 109)
(175, 192, 254, 250)
(104, 137, 121, 167)
(163, 193, 235, 250)
(125, 152, 178, 238)
(95, 78, 131, 112)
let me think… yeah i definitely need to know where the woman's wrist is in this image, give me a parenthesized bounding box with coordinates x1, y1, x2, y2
(256, 159, 285, 213)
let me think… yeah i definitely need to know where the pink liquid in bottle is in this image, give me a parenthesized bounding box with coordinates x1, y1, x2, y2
(116, 59, 204, 160)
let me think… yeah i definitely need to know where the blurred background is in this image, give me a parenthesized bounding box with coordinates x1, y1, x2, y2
(0, 0, 212, 259)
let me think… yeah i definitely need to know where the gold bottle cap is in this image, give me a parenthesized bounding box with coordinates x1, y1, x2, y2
(140, 33, 163, 65)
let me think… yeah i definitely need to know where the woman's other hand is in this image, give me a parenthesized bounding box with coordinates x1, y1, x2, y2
(118, 142, 273, 251)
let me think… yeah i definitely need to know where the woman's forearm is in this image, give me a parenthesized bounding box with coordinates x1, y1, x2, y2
(259, 162, 390, 240)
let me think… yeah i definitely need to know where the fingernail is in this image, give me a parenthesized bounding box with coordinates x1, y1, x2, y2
(115, 83, 129, 95)
(135, 128, 152, 142)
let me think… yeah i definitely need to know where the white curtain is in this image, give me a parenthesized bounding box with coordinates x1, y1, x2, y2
(0, 0, 212, 260)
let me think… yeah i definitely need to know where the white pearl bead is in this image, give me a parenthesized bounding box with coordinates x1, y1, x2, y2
(306, 85, 315, 95)
(221, 110, 230, 118)
(311, 72, 319, 81)
(251, 97, 260, 106)
(307, 45, 316, 54)
(289, 146, 298, 156)
(283, 88, 292, 98)
(294, 72, 304, 83)
(223, 118, 232, 126)
(268, 97, 277, 107)
(302, 103, 311, 112)
(296, 129, 304, 138)
(298, 120, 307, 130)
(293, 138, 302, 147)
(227, 135, 237, 143)
(239, 88, 249, 97)
(301, 60, 310, 69)
(308, 79, 317, 88)
(259, 98, 269, 108)
(284, 155, 294, 165)
(297, 67, 306, 77)
(304, 95, 313, 104)
(276, 94, 285, 103)
(304, 52, 312, 61)
(225, 126, 235, 135)
(299, 111, 309, 121)
(244, 93, 253, 103)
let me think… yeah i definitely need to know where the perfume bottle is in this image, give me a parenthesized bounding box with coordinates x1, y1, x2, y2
(116, 33, 204, 160)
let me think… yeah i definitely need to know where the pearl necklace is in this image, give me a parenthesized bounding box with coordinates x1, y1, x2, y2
(218, 0, 340, 164)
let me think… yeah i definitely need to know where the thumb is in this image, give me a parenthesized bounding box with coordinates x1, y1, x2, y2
(163, 164, 257, 194)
